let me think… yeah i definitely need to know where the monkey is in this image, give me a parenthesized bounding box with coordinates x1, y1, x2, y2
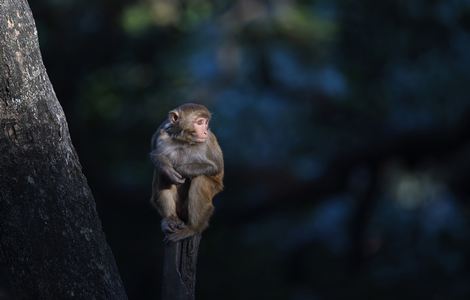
(149, 103, 224, 242)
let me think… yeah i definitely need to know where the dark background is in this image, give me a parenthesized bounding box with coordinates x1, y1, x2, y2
(27, 0, 470, 299)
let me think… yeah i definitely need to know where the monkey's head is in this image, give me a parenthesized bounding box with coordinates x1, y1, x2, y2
(166, 103, 212, 144)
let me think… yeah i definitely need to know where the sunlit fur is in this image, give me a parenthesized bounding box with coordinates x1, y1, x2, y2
(150, 103, 224, 242)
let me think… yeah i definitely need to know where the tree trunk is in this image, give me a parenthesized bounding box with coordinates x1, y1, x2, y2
(0, 0, 127, 299)
(162, 235, 201, 300)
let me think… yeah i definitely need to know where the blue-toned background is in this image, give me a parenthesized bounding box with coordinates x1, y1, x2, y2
(28, 0, 470, 299)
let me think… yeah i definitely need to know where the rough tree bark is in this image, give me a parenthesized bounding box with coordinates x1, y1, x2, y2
(0, 0, 127, 299)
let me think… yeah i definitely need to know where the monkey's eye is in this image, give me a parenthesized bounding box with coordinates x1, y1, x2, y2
(196, 119, 205, 125)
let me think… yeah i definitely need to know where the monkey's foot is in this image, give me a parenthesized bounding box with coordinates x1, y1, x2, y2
(161, 217, 186, 234)
(164, 228, 196, 243)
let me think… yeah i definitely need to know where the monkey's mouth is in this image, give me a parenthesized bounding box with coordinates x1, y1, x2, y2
(194, 137, 208, 143)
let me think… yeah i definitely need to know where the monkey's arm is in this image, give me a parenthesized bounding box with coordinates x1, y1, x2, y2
(176, 161, 219, 178)
(150, 148, 186, 184)
(157, 156, 186, 184)
(149, 128, 186, 184)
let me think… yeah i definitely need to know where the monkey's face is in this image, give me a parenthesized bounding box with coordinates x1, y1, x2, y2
(192, 117, 209, 143)
(167, 106, 211, 144)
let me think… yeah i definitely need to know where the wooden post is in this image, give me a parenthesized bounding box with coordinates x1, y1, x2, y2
(161, 234, 202, 300)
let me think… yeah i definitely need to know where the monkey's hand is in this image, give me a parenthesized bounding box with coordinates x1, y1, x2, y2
(161, 216, 186, 234)
(164, 227, 196, 243)
(161, 165, 186, 184)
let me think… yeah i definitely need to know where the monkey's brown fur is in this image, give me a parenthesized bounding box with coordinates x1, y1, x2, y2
(150, 103, 224, 242)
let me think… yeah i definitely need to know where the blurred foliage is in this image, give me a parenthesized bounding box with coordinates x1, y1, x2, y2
(25, 0, 470, 299)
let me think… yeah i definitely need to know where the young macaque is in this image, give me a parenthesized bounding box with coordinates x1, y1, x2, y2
(150, 103, 224, 242)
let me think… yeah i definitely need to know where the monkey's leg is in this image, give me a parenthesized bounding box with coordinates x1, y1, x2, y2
(188, 176, 215, 232)
(150, 172, 186, 234)
(159, 187, 187, 234)
(165, 176, 215, 242)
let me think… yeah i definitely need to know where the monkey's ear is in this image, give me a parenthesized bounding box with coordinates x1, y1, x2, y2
(169, 110, 179, 124)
